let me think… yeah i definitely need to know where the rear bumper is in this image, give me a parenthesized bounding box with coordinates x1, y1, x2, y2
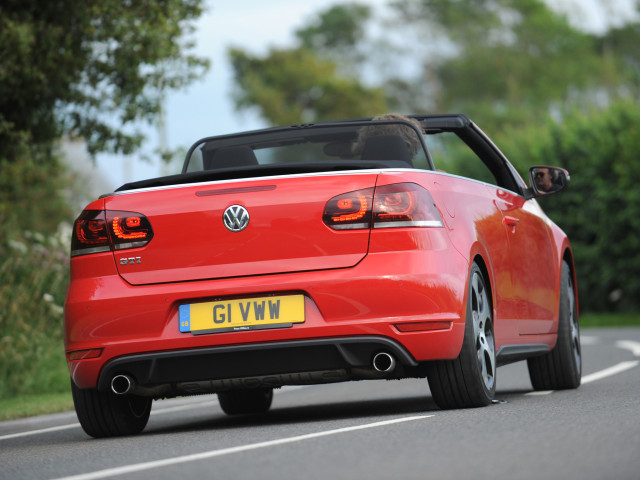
(97, 336, 421, 396)
(65, 229, 470, 390)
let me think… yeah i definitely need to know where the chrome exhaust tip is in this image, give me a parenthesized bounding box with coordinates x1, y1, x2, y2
(111, 374, 134, 395)
(372, 352, 396, 373)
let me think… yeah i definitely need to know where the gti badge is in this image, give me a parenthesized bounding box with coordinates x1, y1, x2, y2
(120, 257, 141, 265)
(223, 205, 250, 232)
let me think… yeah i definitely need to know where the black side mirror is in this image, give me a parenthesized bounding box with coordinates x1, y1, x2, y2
(526, 166, 570, 198)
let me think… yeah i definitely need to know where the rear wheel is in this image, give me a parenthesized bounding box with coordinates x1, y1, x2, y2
(71, 379, 151, 438)
(218, 388, 273, 415)
(427, 263, 496, 409)
(527, 261, 581, 390)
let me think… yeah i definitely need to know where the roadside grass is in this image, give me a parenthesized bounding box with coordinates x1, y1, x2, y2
(0, 391, 73, 422)
(0, 312, 637, 422)
(579, 312, 639, 328)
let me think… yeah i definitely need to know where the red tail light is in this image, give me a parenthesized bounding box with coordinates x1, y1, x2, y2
(71, 210, 110, 255)
(323, 183, 443, 230)
(323, 188, 374, 230)
(71, 210, 154, 257)
(372, 183, 443, 228)
(109, 213, 153, 249)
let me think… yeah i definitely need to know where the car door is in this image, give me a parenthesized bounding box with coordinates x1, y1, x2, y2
(493, 189, 559, 334)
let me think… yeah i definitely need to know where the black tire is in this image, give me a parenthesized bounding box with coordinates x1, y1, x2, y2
(527, 261, 581, 390)
(427, 263, 496, 409)
(71, 379, 152, 438)
(218, 388, 273, 415)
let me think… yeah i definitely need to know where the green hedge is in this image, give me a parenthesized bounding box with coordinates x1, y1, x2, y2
(499, 101, 640, 312)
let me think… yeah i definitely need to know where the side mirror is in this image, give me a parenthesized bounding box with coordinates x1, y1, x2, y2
(526, 166, 570, 198)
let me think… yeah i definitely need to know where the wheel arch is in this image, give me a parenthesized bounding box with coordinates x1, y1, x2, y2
(561, 245, 579, 318)
(471, 254, 495, 313)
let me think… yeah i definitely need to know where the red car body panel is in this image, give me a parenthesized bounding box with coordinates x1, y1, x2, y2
(64, 115, 576, 398)
(105, 173, 379, 285)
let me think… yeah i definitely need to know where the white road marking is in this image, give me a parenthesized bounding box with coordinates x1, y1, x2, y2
(0, 424, 79, 441)
(525, 391, 553, 396)
(581, 360, 640, 384)
(580, 335, 599, 346)
(616, 340, 640, 357)
(50, 416, 434, 480)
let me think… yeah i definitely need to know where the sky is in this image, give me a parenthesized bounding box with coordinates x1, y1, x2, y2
(93, 0, 638, 192)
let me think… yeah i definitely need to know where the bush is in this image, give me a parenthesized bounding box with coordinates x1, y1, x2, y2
(0, 233, 70, 398)
(0, 154, 73, 399)
(499, 101, 640, 312)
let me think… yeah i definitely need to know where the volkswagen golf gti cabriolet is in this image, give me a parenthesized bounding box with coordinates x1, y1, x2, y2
(65, 114, 581, 437)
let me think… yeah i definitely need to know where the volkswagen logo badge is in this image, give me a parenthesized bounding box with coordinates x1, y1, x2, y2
(223, 205, 250, 232)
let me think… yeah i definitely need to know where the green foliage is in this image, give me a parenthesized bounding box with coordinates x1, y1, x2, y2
(0, 230, 70, 399)
(499, 101, 640, 312)
(230, 47, 387, 125)
(0, 157, 73, 239)
(229, 4, 387, 126)
(0, 0, 209, 160)
(389, 0, 623, 129)
(0, 151, 74, 399)
(296, 3, 371, 53)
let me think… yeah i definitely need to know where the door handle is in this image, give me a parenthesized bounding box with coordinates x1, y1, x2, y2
(503, 216, 520, 233)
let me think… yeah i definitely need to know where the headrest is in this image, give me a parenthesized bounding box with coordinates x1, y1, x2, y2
(204, 146, 258, 170)
(360, 135, 412, 164)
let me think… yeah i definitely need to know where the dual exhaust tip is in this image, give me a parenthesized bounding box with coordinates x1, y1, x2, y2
(111, 353, 396, 394)
(372, 352, 396, 374)
(111, 374, 134, 395)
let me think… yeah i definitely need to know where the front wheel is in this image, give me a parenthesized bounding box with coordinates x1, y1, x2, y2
(527, 260, 581, 390)
(427, 263, 496, 409)
(71, 379, 151, 438)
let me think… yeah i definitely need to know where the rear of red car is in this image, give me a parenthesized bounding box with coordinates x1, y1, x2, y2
(65, 116, 579, 438)
(65, 168, 469, 397)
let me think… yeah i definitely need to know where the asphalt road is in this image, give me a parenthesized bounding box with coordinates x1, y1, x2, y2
(2, 327, 639, 480)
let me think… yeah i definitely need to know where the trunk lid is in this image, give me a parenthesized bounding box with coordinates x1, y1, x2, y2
(104, 173, 377, 285)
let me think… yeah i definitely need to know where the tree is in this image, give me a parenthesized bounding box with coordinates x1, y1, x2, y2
(0, 0, 209, 161)
(598, 21, 640, 97)
(295, 3, 372, 74)
(229, 47, 387, 125)
(388, 0, 624, 127)
(228, 4, 387, 125)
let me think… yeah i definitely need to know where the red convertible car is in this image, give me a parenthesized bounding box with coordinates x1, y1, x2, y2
(65, 114, 581, 437)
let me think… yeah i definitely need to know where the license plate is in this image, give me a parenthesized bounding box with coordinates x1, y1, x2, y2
(179, 294, 305, 334)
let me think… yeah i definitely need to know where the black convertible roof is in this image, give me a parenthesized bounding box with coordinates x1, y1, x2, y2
(113, 114, 524, 196)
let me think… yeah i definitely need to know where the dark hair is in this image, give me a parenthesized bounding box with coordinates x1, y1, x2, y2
(352, 113, 423, 156)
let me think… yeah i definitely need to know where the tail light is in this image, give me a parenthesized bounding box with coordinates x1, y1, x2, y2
(323, 183, 443, 230)
(372, 183, 443, 228)
(72, 210, 110, 255)
(109, 213, 154, 250)
(322, 188, 374, 230)
(71, 210, 154, 257)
